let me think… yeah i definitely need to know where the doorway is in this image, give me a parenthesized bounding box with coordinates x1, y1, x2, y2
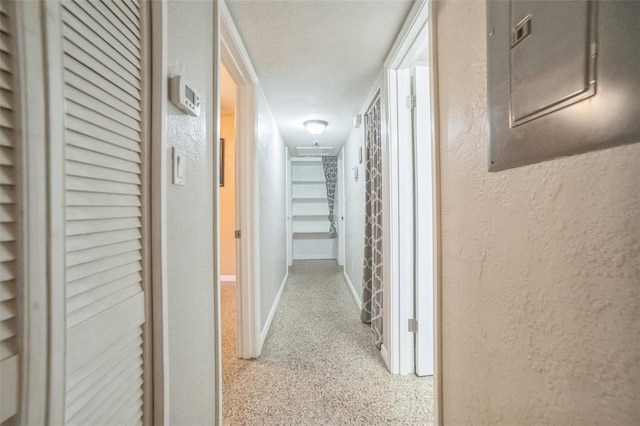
(217, 0, 261, 364)
(220, 66, 237, 284)
(383, 0, 437, 381)
(337, 148, 346, 266)
(411, 63, 433, 376)
(219, 62, 239, 378)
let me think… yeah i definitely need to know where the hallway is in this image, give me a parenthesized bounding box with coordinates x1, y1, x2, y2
(221, 261, 434, 425)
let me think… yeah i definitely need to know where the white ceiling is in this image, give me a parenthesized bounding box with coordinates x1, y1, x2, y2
(225, 0, 414, 155)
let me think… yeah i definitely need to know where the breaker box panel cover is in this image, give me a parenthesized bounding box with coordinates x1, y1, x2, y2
(487, 0, 640, 171)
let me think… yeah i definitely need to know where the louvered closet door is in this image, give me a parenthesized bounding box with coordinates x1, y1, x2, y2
(61, 1, 149, 424)
(0, 0, 19, 423)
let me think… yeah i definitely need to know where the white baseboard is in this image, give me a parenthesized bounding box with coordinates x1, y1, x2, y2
(220, 275, 236, 282)
(343, 269, 362, 309)
(260, 272, 289, 346)
(381, 343, 391, 371)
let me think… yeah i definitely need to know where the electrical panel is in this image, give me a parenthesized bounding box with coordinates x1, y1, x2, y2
(487, 0, 640, 171)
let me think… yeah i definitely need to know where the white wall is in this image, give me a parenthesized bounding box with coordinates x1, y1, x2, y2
(257, 88, 288, 330)
(166, 1, 217, 423)
(343, 124, 366, 303)
(437, 1, 640, 424)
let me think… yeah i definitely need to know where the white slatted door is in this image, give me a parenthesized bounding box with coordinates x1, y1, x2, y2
(0, 0, 19, 423)
(61, 1, 149, 424)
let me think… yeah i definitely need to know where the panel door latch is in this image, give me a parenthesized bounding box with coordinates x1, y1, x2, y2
(235, 230, 241, 239)
(408, 318, 418, 333)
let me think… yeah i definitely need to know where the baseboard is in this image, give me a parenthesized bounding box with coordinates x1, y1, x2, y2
(220, 275, 236, 282)
(260, 272, 289, 346)
(343, 269, 362, 309)
(381, 343, 391, 371)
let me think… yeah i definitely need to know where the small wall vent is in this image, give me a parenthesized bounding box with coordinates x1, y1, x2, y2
(295, 147, 335, 156)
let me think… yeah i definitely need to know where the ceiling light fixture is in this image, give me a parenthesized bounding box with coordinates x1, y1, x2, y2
(303, 120, 328, 135)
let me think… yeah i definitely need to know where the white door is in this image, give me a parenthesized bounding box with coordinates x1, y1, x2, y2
(0, 1, 20, 421)
(413, 65, 434, 376)
(60, 0, 151, 423)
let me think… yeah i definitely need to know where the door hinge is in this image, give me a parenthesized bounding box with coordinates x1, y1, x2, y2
(235, 230, 241, 239)
(406, 95, 416, 109)
(408, 318, 418, 333)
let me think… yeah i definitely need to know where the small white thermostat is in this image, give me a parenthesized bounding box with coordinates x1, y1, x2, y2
(169, 75, 201, 117)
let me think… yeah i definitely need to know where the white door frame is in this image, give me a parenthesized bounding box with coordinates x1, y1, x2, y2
(412, 64, 434, 377)
(383, 0, 426, 375)
(384, 63, 416, 376)
(40, 2, 67, 422)
(337, 148, 345, 266)
(383, 0, 442, 423)
(219, 0, 261, 360)
(285, 148, 293, 266)
(12, 2, 50, 423)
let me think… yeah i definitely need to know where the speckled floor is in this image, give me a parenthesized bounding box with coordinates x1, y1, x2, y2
(221, 260, 434, 425)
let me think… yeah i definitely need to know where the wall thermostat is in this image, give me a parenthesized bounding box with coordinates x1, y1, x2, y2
(169, 75, 201, 117)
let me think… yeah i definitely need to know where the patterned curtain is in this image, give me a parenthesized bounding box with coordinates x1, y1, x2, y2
(360, 94, 383, 348)
(322, 156, 338, 238)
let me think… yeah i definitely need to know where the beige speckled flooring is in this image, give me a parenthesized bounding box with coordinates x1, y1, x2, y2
(221, 260, 434, 425)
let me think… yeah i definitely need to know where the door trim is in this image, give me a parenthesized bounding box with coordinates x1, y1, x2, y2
(139, 1, 155, 423)
(41, 2, 67, 423)
(285, 148, 292, 266)
(428, 1, 443, 422)
(13, 1, 49, 423)
(383, 1, 442, 425)
(337, 148, 345, 266)
(149, 0, 169, 424)
(383, 0, 428, 376)
(413, 64, 434, 378)
(219, 0, 260, 360)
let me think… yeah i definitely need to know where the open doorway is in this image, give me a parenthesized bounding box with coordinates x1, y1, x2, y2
(216, 6, 262, 421)
(383, 0, 437, 383)
(217, 2, 261, 365)
(219, 63, 239, 386)
(220, 67, 237, 284)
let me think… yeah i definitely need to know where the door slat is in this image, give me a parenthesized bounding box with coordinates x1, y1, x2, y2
(62, 1, 146, 423)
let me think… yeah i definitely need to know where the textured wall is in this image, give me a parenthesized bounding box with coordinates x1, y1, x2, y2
(343, 125, 366, 303)
(166, 1, 216, 423)
(257, 88, 288, 330)
(220, 114, 236, 277)
(437, 1, 640, 424)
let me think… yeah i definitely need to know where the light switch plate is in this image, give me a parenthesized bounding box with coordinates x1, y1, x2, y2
(172, 147, 185, 185)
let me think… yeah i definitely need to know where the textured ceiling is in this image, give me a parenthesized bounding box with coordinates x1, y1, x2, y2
(225, 0, 414, 154)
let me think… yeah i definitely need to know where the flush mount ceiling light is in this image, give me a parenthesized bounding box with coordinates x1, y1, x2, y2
(303, 120, 328, 135)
